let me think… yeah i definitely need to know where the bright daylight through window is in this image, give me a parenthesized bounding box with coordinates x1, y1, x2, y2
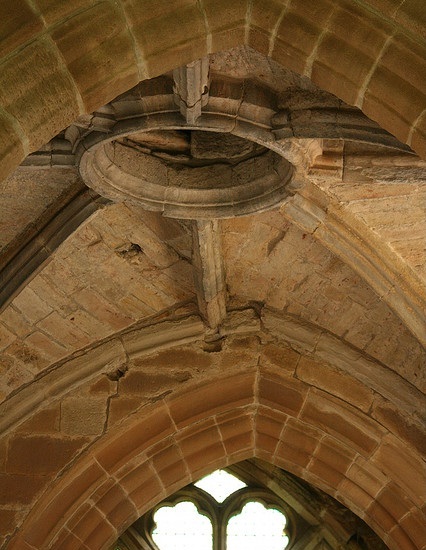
(147, 469, 289, 550)
(113, 462, 387, 550)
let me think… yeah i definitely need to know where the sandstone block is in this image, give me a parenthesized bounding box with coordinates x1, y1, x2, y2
(23, 331, 67, 365)
(94, 481, 138, 530)
(68, 503, 116, 550)
(5, 536, 35, 550)
(118, 462, 163, 512)
(22, 461, 107, 548)
(255, 406, 287, 456)
(386, 525, 417, 550)
(0, 114, 25, 182)
(50, 2, 138, 113)
(374, 483, 414, 523)
(0, 473, 45, 505)
(66, 309, 110, 341)
(49, 530, 85, 550)
(366, 502, 397, 532)
(395, 0, 426, 38)
(217, 409, 254, 455)
(314, 437, 355, 472)
(346, 458, 387, 499)
(287, 0, 335, 29)
(309, 458, 347, 488)
(169, 372, 255, 428)
(271, 35, 308, 80)
(0, 438, 7, 472)
(399, 508, 426, 549)
(296, 356, 374, 412)
(108, 396, 141, 428)
(0, 508, 17, 538)
(0, 1, 43, 57)
(312, 4, 390, 104)
(36, 311, 91, 350)
(258, 371, 307, 416)
(312, 37, 369, 106)
(123, 0, 206, 66)
(13, 286, 52, 324)
(246, 28, 270, 62)
(262, 310, 322, 353)
(260, 343, 300, 373)
(330, 2, 390, 53)
(372, 399, 426, 455)
(148, 439, 190, 492)
(3, 339, 46, 373)
(61, 397, 107, 436)
(6, 435, 88, 475)
(308, 437, 356, 489)
(202, 0, 247, 35)
(17, 405, 60, 434)
(249, 0, 289, 40)
(276, 2, 332, 60)
(362, 68, 417, 145)
(176, 418, 224, 473)
(410, 113, 426, 159)
(272, 13, 319, 76)
(134, 347, 212, 371)
(89, 376, 115, 395)
(301, 390, 385, 456)
(362, 0, 402, 14)
(0, 324, 16, 352)
(0, 38, 80, 150)
(379, 36, 426, 98)
(95, 404, 174, 471)
(35, 0, 89, 24)
(372, 435, 426, 507)
(0, 305, 33, 338)
(276, 417, 320, 469)
(338, 478, 375, 517)
(73, 288, 133, 331)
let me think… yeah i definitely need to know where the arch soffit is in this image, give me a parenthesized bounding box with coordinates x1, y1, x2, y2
(0, 0, 425, 184)
(0, 6, 424, 347)
(1, 81, 425, 345)
(9, 357, 425, 550)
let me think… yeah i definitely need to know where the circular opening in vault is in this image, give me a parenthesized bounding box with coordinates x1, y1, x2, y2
(79, 129, 293, 219)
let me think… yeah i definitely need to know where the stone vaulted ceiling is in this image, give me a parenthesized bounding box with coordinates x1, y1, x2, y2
(0, 3, 425, 550)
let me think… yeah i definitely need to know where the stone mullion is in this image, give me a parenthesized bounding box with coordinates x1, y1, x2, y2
(216, 507, 226, 550)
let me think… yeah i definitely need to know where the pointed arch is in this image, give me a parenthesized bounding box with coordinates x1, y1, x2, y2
(0, 0, 425, 182)
(8, 366, 423, 550)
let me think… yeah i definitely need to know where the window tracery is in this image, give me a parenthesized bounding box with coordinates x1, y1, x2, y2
(113, 461, 388, 550)
(115, 469, 292, 550)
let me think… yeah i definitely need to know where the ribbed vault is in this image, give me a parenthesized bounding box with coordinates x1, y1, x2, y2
(0, 3, 425, 550)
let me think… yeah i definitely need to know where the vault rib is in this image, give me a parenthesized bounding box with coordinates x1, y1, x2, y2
(192, 219, 227, 330)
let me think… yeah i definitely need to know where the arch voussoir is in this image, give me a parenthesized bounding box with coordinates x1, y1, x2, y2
(0, 0, 424, 187)
(11, 368, 423, 550)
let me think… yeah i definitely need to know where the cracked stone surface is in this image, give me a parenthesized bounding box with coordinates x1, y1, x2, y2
(0, 36, 425, 550)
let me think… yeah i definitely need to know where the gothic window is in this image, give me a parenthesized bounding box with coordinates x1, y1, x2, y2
(115, 469, 292, 550)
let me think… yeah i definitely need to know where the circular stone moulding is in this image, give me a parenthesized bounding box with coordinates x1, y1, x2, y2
(78, 129, 294, 219)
